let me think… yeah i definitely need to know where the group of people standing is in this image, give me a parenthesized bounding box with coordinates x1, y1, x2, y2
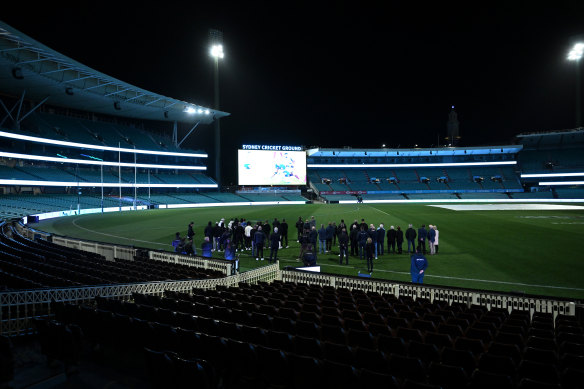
(174, 217, 292, 264)
(171, 215, 438, 284)
(406, 224, 440, 256)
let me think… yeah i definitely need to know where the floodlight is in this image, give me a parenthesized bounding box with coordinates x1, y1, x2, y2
(184, 107, 197, 114)
(568, 42, 584, 61)
(210, 44, 224, 59)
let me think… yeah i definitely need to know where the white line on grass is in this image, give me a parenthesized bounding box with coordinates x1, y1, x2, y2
(367, 205, 392, 216)
(71, 218, 170, 247)
(278, 258, 584, 291)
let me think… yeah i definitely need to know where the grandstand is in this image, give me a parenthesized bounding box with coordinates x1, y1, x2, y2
(307, 137, 584, 203)
(1, 19, 584, 389)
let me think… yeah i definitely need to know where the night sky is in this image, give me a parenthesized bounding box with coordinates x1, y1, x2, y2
(2, 2, 583, 185)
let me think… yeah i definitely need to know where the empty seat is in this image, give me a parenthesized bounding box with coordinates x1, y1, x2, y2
(321, 324, 347, 345)
(487, 341, 522, 364)
(437, 323, 464, 338)
(377, 334, 407, 356)
(353, 347, 388, 374)
(387, 353, 426, 381)
(517, 360, 560, 385)
(427, 361, 469, 389)
(267, 330, 293, 352)
(424, 331, 454, 349)
(408, 341, 440, 364)
(523, 346, 558, 365)
(453, 336, 485, 354)
(322, 341, 354, 365)
(288, 353, 324, 388)
(396, 327, 424, 343)
(256, 345, 291, 387)
(322, 359, 358, 388)
(526, 336, 557, 352)
(360, 369, 400, 388)
(477, 353, 517, 376)
(293, 335, 323, 359)
(346, 329, 376, 349)
(440, 347, 476, 374)
(470, 369, 515, 389)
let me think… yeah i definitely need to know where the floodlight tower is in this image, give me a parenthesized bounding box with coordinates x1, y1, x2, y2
(210, 29, 224, 187)
(567, 42, 584, 128)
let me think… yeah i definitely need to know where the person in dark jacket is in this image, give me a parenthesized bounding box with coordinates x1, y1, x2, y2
(368, 224, 378, 259)
(269, 227, 281, 263)
(293, 217, 302, 241)
(187, 222, 195, 240)
(376, 224, 386, 257)
(254, 226, 266, 261)
(263, 220, 271, 236)
(303, 219, 311, 234)
(388, 226, 397, 254)
(396, 226, 404, 254)
(359, 219, 368, 232)
(234, 223, 245, 252)
(204, 221, 213, 239)
(405, 224, 417, 254)
(325, 222, 335, 252)
(338, 228, 349, 265)
(365, 237, 375, 273)
(410, 247, 428, 283)
(318, 224, 327, 254)
(302, 243, 316, 266)
(280, 219, 289, 248)
(219, 229, 231, 252)
(358, 226, 369, 260)
(295, 217, 304, 242)
(350, 225, 359, 256)
(337, 219, 347, 240)
(212, 222, 222, 251)
(417, 224, 427, 254)
(272, 218, 281, 231)
(184, 238, 195, 256)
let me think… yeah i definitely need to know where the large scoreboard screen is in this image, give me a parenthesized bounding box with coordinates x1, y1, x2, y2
(238, 146, 306, 186)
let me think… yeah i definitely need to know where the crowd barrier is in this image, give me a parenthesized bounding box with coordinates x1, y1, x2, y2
(280, 270, 576, 318)
(0, 263, 280, 336)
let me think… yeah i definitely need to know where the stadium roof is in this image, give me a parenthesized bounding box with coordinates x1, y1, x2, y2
(307, 145, 523, 157)
(0, 21, 229, 125)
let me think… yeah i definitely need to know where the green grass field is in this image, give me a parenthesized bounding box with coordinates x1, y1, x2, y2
(33, 203, 584, 300)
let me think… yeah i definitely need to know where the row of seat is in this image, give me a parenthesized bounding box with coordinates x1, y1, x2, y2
(50, 299, 583, 388)
(0, 225, 223, 290)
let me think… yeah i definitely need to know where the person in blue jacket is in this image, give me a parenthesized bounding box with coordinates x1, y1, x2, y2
(410, 247, 428, 284)
(428, 224, 436, 255)
(254, 226, 266, 261)
(224, 238, 235, 260)
(201, 236, 213, 258)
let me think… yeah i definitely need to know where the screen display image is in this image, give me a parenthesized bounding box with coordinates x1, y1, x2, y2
(238, 149, 306, 185)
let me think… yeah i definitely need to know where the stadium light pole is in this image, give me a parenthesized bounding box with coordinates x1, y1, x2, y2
(210, 29, 224, 188)
(568, 42, 584, 128)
